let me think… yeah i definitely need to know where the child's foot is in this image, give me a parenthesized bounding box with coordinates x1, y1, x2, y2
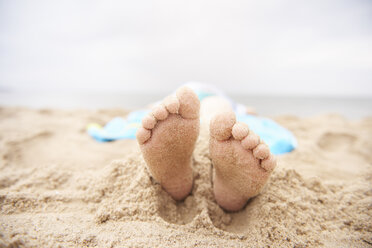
(209, 111, 276, 211)
(136, 87, 200, 200)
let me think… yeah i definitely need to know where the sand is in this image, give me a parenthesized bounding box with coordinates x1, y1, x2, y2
(0, 107, 371, 247)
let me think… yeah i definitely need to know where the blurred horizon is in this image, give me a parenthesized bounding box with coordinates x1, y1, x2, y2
(1, 90, 371, 119)
(1, 0, 372, 98)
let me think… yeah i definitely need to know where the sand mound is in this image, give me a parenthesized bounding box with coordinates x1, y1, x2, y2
(0, 108, 371, 247)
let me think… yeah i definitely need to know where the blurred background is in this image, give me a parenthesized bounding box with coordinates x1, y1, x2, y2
(0, 0, 371, 117)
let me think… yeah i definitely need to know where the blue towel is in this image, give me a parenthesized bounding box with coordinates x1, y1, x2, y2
(87, 109, 296, 155)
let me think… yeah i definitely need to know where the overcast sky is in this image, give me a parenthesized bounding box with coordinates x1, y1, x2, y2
(0, 0, 371, 96)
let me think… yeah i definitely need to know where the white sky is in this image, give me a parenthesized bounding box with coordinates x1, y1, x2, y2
(0, 0, 371, 96)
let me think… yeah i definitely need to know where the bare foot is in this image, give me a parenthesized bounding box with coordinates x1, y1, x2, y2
(136, 87, 200, 200)
(209, 111, 276, 211)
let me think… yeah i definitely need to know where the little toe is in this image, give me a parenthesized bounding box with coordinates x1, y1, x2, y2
(136, 127, 151, 144)
(261, 154, 277, 172)
(210, 111, 236, 141)
(163, 95, 180, 114)
(176, 87, 200, 119)
(152, 104, 169, 121)
(142, 114, 157, 129)
(241, 132, 260, 150)
(253, 143, 270, 160)
(232, 122, 249, 140)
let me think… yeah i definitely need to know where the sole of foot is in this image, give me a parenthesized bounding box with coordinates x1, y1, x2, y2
(209, 111, 276, 211)
(136, 87, 200, 201)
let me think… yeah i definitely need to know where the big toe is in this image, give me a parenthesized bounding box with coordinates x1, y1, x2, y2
(176, 86, 200, 119)
(210, 111, 236, 141)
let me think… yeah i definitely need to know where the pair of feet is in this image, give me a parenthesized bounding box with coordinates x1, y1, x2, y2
(136, 87, 276, 211)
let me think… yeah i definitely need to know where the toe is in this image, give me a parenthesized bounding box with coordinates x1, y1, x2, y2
(163, 95, 180, 114)
(142, 114, 157, 129)
(253, 143, 270, 159)
(261, 154, 276, 172)
(210, 111, 236, 141)
(241, 132, 260, 150)
(176, 87, 200, 119)
(136, 127, 151, 144)
(232, 122, 249, 140)
(152, 104, 169, 121)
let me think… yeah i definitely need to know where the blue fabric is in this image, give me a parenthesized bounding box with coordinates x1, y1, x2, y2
(236, 114, 296, 155)
(87, 109, 296, 155)
(87, 111, 148, 142)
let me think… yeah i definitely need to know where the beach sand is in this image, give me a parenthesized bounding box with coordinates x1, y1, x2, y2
(0, 107, 371, 247)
